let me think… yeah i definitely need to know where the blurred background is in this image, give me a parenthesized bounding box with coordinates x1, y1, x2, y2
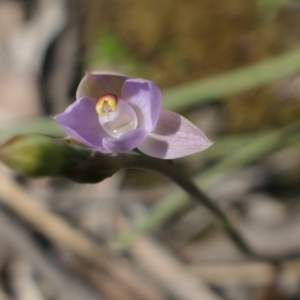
(1, 0, 300, 299)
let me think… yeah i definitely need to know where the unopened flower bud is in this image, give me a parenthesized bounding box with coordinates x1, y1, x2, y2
(0, 134, 126, 183)
(0, 134, 90, 177)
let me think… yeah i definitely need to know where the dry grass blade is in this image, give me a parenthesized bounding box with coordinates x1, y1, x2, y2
(117, 214, 222, 300)
(188, 260, 300, 287)
(188, 263, 276, 286)
(0, 171, 164, 300)
(0, 286, 11, 300)
(0, 209, 101, 300)
(9, 258, 45, 300)
(129, 236, 222, 300)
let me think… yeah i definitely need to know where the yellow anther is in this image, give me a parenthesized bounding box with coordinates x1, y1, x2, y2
(95, 93, 118, 116)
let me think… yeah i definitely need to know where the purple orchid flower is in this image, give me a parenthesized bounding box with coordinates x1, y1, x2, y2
(54, 71, 213, 159)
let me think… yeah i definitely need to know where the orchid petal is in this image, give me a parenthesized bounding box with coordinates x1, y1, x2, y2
(76, 71, 128, 100)
(122, 79, 161, 132)
(98, 98, 138, 138)
(103, 129, 147, 152)
(138, 110, 213, 159)
(54, 97, 109, 149)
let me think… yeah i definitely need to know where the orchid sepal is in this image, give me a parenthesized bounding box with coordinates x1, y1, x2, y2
(138, 109, 214, 159)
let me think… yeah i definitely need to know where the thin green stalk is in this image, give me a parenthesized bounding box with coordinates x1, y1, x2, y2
(162, 47, 300, 111)
(122, 154, 259, 259)
(116, 120, 300, 250)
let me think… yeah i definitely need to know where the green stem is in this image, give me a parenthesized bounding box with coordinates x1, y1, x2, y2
(122, 154, 261, 259)
(162, 47, 300, 111)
